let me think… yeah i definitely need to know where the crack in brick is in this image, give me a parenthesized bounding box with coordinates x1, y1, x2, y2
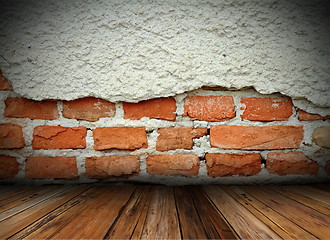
(34, 128, 68, 139)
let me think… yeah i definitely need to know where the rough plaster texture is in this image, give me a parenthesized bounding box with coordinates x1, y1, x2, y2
(0, 88, 329, 185)
(0, 0, 329, 112)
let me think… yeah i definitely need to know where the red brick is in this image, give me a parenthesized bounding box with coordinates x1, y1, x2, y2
(0, 156, 19, 178)
(326, 161, 330, 175)
(85, 155, 140, 178)
(63, 97, 115, 122)
(0, 70, 13, 91)
(93, 127, 147, 151)
(26, 157, 78, 179)
(298, 109, 330, 121)
(183, 96, 235, 121)
(266, 152, 319, 175)
(0, 124, 25, 149)
(210, 126, 303, 150)
(156, 127, 207, 151)
(206, 153, 262, 177)
(32, 126, 86, 149)
(123, 97, 176, 121)
(240, 97, 293, 121)
(146, 154, 199, 177)
(4, 98, 59, 120)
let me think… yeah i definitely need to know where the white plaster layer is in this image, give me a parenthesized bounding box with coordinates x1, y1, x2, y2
(0, 0, 329, 107)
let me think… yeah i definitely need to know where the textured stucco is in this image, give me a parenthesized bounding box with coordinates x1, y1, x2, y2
(0, 0, 329, 108)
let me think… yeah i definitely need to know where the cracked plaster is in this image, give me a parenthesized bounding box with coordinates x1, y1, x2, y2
(0, 0, 329, 114)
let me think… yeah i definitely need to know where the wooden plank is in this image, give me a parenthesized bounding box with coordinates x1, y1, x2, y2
(0, 185, 22, 195)
(313, 184, 330, 192)
(0, 186, 59, 213)
(225, 186, 317, 240)
(140, 186, 181, 239)
(270, 186, 330, 215)
(286, 186, 330, 205)
(174, 187, 208, 239)
(189, 186, 238, 240)
(0, 186, 37, 201)
(10, 186, 93, 239)
(0, 185, 86, 239)
(0, 185, 69, 221)
(104, 186, 151, 239)
(23, 186, 106, 239)
(42, 186, 136, 239)
(130, 186, 152, 240)
(203, 185, 281, 239)
(242, 186, 330, 239)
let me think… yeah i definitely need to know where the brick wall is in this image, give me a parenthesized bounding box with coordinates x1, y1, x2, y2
(0, 74, 329, 184)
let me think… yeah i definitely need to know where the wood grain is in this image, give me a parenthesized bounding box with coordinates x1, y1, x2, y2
(174, 186, 208, 239)
(203, 185, 281, 239)
(189, 186, 238, 239)
(270, 186, 330, 215)
(0, 184, 328, 239)
(105, 186, 151, 239)
(242, 186, 330, 239)
(140, 186, 181, 239)
(226, 186, 317, 239)
(36, 186, 135, 239)
(0, 186, 86, 239)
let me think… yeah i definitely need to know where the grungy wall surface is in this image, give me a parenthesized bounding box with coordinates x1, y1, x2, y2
(0, 0, 329, 110)
(0, 86, 329, 185)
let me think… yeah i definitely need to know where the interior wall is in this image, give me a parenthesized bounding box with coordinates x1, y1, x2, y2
(0, 79, 329, 185)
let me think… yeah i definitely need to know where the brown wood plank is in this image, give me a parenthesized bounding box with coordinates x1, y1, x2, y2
(313, 184, 330, 192)
(0, 185, 22, 195)
(203, 185, 281, 239)
(242, 186, 330, 239)
(0, 186, 59, 213)
(105, 186, 151, 239)
(0, 185, 69, 222)
(130, 186, 152, 240)
(225, 186, 317, 240)
(174, 186, 208, 239)
(10, 186, 92, 239)
(0, 186, 37, 201)
(0, 185, 86, 239)
(41, 186, 135, 239)
(23, 186, 107, 239)
(139, 186, 181, 239)
(286, 186, 330, 206)
(189, 186, 238, 240)
(270, 186, 330, 215)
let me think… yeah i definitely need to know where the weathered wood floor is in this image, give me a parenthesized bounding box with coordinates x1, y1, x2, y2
(0, 184, 329, 239)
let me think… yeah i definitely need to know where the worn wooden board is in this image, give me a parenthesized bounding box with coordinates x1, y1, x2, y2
(242, 186, 330, 239)
(105, 186, 151, 239)
(28, 186, 135, 239)
(10, 186, 92, 239)
(189, 186, 238, 239)
(226, 186, 317, 239)
(203, 185, 281, 239)
(0, 186, 59, 214)
(140, 186, 181, 239)
(270, 186, 330, 215)
(174, 187, 208, 239)
(0, 186, 87, 239)
(1, 184, 329, 239)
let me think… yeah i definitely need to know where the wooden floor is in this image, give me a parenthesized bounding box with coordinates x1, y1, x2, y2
(0, 184, 329, 239)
